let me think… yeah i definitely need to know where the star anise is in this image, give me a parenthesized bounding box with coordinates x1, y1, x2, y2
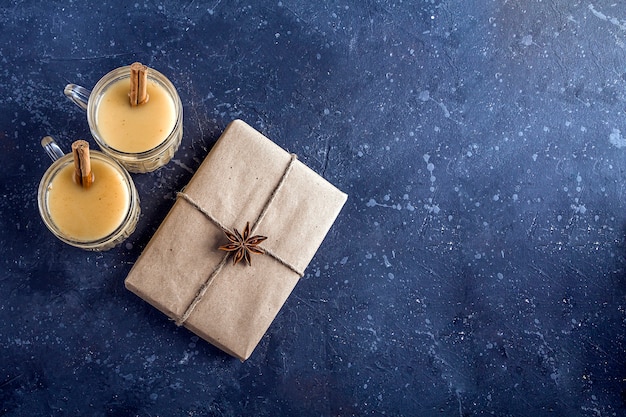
(218, 222, 267, 266)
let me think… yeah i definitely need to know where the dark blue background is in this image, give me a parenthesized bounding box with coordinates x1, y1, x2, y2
(1, 1, 625, 416)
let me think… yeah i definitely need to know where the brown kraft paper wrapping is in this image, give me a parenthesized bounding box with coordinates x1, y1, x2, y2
(125, 119, 348, 360)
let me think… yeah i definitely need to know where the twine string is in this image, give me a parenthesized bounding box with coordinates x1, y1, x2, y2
(174, 153, 302, 326)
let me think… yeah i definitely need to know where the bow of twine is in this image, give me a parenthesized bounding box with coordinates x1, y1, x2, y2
(174, 153, 303, 326)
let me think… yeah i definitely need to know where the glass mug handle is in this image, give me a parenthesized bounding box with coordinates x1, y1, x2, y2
(64, 84, 91, 111)
(41, 136, 65, 162)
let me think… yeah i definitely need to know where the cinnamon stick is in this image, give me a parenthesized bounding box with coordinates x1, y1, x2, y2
(129, 62, 149, 106)
(72, 140, 94, 189)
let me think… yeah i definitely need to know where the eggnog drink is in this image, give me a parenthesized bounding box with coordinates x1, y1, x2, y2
(96, 77, 177, 153)
(46, 158, 130, 242)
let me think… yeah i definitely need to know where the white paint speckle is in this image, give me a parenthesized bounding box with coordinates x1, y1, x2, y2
(521, 34, 533, 46)
(424, 203, 440, 214)
(589, 4, 626, 30)
(609, 128, 626, 148)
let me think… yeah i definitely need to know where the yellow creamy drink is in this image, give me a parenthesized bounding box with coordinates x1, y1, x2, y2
(96, 78, 176, 153)
(46, 159, 130, 241)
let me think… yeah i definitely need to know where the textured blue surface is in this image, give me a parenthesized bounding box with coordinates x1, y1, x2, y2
(1, 1, 625, 416)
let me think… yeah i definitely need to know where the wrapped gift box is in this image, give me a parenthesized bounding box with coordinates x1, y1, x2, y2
(125, 119, 347, 360)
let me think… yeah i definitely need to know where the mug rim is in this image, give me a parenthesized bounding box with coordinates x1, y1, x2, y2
(37, 150, 140, 250)
(86, 65, 183, 162)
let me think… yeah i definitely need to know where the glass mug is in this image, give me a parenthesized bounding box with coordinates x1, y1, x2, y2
(64, 65, 183, 173)
(38, 136, 140, 251)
